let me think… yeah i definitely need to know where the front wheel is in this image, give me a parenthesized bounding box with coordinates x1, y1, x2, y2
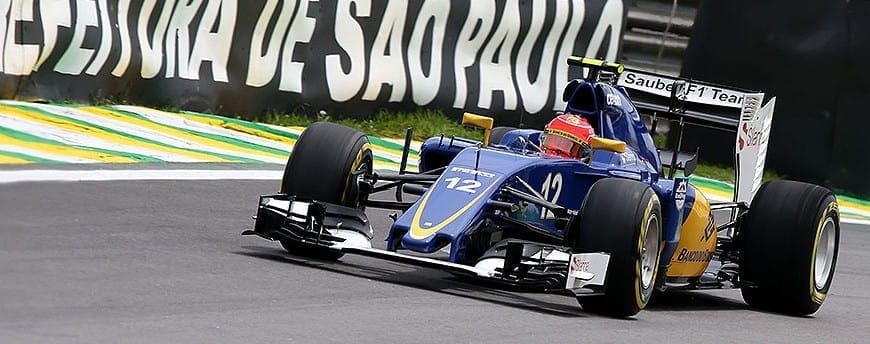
(567, 178, 663, 317)
(279, 122, 373, 260)
(739, 180, 840, 315)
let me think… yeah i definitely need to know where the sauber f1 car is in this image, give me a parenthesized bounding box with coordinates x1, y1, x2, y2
(243, 57, 840, 317)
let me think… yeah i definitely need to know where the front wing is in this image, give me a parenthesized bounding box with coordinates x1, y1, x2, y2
(243, 194, 611, 294)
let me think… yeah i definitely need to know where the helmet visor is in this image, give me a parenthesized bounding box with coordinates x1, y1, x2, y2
(542, 133, 591, 159)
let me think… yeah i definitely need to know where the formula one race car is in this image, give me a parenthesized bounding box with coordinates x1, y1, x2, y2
(243, 57, 840, 317)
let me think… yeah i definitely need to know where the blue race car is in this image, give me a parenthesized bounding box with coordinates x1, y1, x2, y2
(244, 57, 840, 317)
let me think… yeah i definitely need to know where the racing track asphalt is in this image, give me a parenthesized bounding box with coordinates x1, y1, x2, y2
(1, 171, 869, 343)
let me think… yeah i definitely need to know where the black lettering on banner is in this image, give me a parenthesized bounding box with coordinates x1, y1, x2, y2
(0, 0, 626, 124)
(36, 0, 73, 72)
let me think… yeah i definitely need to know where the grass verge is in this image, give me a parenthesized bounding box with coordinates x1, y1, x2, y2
(258, 109, 483, 142)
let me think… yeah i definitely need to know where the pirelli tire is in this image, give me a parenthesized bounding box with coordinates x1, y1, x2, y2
(568, 178, 663, 318)
(739, 180, 840, 316)
(279, 122, 373, 261)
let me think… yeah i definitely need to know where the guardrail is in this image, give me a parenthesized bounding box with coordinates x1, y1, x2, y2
(621, 0, 699, 75)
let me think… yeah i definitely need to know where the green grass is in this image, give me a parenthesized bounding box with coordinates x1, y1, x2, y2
(652, 130, 781, 183)
(257, 109, 781, 184)
(689, 163, 783, 184)
(258, 109, 483, 142)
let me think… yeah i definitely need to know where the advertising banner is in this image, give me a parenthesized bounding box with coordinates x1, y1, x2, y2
(0, 0, 626, 126)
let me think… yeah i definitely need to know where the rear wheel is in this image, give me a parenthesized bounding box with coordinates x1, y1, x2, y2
(567, 178, 662, 317)
(279, 122, 373, 260)
(739, 180, 840, 315)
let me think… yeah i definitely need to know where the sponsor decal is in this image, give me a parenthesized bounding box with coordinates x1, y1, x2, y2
(570, 254, 591, 273)
(701, 215, 716, 242)
(618, 150, 637, 165)
(566, 252, 609, 288)
(605, 92, 622, 106)
(450, 166, 495, 178)
(676, 248, 714, 263)
(738, 121, 765, 151)
(674, 179, 687, 210)
(617, 71, 746, 108)
(737, 95, 765, 151)
(565, 115, 582, 125)
(734, 95, 775, 205)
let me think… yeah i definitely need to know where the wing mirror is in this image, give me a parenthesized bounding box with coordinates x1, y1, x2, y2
(462, 112, 494, 146)
(590, 137, 626, 153)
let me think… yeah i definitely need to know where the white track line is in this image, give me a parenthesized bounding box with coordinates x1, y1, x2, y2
(843, 218, 870, 226)
(0, 169, 283, 183)
(1, 168, 866, 226)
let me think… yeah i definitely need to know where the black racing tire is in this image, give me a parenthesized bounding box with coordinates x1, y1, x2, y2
(568, 178, 663, 317)
(279, 122, 373, 260)
(739, 180, 840, 316)
(282, 122, 373, 207)
(488, 126, 516, 147)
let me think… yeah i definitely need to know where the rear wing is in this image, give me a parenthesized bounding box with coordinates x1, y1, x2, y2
(566, 57, 775, 205)
(617, 68, 776, 206)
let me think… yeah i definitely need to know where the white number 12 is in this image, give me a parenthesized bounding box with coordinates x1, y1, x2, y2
(444, 177, 482, 194)
(540, 173, 563, 219)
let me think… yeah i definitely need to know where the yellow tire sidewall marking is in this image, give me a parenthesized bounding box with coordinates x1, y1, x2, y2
(341, 142, 371, 205)
(635, 194, 661, 309)
(810, 201, 838, 304)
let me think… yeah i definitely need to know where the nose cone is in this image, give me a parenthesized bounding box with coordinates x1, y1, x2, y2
(386, 148, 539, 261)
(398, 171, 500, 253)
(400, 232, 450, 253)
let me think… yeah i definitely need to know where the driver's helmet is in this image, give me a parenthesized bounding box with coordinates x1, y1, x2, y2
(541, 114, 595, 159)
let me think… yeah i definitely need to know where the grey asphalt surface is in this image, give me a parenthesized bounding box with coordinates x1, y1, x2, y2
(1, 177, 868, 343)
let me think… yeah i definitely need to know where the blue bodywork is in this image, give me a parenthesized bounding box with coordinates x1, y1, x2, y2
(388, 79, 692, 264)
